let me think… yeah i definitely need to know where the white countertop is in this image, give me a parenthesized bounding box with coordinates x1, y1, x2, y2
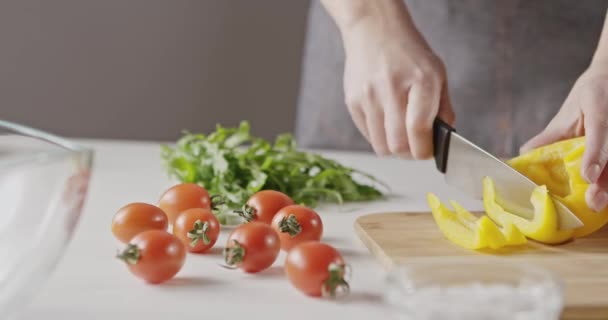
(19, 139, 483, 320)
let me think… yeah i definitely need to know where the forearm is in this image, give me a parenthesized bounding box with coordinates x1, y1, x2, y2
(319, 0, 422, 43)
(592, 9, 608, 65)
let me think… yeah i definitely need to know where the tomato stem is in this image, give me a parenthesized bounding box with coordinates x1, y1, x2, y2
(210, 194, 226, 210)
(223, 240, 246, 267)
(322, 263, 350, 298)
(187, 219, 210, 247)
(116, 244, 141, 265)
(278, 214, 302, 237)
(234, 204, 256, 222)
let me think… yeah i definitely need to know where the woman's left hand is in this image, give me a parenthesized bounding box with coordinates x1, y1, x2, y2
(521, 60, 608, 212)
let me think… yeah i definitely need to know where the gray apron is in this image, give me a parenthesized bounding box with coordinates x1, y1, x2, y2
(295, 0, 608, 157)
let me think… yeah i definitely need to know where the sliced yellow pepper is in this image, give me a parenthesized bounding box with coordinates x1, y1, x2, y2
(508, 137, 608, 238)
(499, 221, 528, 246)
(427, 193, 525, 250)
(482, 176, 573, 244)
(452, 197, 527, 246)
(449, 199, 527, 246)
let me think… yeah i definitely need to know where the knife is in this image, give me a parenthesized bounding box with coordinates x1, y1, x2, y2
(432, 118, 583, 230)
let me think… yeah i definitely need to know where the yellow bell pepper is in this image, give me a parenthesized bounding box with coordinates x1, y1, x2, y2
(449, 200, 507, 249)
(427, 193, 526, 250)
(450, 200, 527, 246)
(508, 137, 608, 238)
(499, 220, 529, 246)
(482, 177, 573, 244)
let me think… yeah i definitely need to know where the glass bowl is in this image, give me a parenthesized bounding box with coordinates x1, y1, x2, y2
(0, 120, 93, 319)
(384, 258, 564, 320)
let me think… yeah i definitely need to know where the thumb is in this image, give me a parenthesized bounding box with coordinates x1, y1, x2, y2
(520, 124, 565, 154)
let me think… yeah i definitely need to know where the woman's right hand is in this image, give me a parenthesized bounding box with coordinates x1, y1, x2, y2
(340, 14, 454, 159)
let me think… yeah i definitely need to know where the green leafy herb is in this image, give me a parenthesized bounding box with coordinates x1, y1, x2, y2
(161, 121, 387, 217)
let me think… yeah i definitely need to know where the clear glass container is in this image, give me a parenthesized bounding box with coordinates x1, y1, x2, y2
(0, 120, 93, 319)
(384, 258, 564, 320)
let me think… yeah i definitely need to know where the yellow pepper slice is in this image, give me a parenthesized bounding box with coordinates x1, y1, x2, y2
(452, 197, 527, 246)
(508, 137, 608, 238)
(449, 200, 507, 249)
(499, 221, 528, 246)
(482, 176, 573, 244)
(427, 193, 524, 250)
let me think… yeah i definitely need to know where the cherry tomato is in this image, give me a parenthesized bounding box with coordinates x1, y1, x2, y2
(173, 208, 220, 253)
(117, 230, 186, 284)
(236, 190, 294, 224)
(271, 205, 323, 251)
(285, 242, 349, 297)
(224, 222, 280, 273)
(158, 183, 211, 225)
(111, 203, 168, 243)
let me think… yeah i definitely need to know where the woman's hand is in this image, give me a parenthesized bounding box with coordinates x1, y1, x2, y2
(322, 0, 454, 159)
(521, 61, 608, 211)
(341, 20, 454, 159)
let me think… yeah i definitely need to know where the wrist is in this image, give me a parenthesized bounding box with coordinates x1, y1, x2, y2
(340, 9, 426, 53)
(324, 0, 419, 43)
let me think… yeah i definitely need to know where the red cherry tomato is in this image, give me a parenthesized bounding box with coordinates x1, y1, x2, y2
(271, 205, 323, 251)
(117, 230, 186, 284)
(223, 222, 280, 273)
(285, 242, 349, 297)
(173, 208, 220, 253)
(111, 203, 168, 243)
(158, 183, 211, 225)
(236, 190, 294, 224)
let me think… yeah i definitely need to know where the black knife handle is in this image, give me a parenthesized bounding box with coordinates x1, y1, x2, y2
(433, 117, 455, 173)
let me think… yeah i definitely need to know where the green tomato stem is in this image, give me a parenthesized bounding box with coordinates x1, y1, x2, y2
(234, 204, 256, 222)
(210, 194, 226, 210)
(322, 263, 350, 298)
(278, 214, 302, 237)
(116, 244, 141, 265)
(224, 240, 245, 267)
(187, 220, 211, 247)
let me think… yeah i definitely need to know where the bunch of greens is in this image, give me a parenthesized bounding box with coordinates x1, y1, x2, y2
(161, 121, 386, 218)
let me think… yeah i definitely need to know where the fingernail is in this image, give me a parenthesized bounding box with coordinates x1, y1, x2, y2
(590, 190, 608, 212)
(584, 163, 602, 183)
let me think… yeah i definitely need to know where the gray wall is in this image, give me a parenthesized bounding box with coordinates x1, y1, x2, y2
(1, 0, 311, 142)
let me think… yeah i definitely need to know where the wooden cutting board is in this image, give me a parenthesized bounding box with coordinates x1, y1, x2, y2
(354, 212, 608, 320)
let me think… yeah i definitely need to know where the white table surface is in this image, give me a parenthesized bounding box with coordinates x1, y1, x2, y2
(18, 139, 483, 320)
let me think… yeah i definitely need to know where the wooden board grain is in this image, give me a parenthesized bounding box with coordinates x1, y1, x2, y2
(354, 212, 608, 320)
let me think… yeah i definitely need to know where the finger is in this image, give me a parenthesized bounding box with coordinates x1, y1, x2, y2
(437, 83, 455, 126)
(585, 131, 608, 211)
(406, 77, 441, 159)
(596, 163, 608, 190)
(380, 83, 410, 157)
(349, 104, 370, 142)
(363, 93, 390, 156)
(582, 96, 608, 184)
(585, 183, 608, 212)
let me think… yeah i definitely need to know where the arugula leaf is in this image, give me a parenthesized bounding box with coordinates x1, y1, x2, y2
(161, 121, 386, 217)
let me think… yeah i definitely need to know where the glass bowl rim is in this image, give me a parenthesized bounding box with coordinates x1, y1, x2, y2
(0, 120, 93, 167)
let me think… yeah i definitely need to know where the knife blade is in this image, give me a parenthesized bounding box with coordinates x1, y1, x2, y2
(432, 118, 583, 230)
